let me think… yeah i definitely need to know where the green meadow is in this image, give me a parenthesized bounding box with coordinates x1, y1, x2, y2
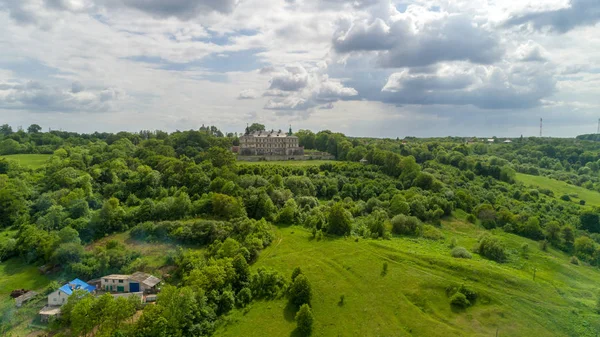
(216, 221, 600, 337)
(1, 154, 51, 169)
(516, 173, 600, 207)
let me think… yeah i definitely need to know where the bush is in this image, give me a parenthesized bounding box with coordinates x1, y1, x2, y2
(466, 214, 476, 224)
(580, 200, 586, 205)
(450, 292, 470, 308)
(560, 194, 571, 201)
(390, 214, 421, 235)
(475, 234, 508, 262)
(570, 256, 580, 265)
(458, 284, 478, 303)
(382, 262, 388, 276)
(451, 246, 472, 259)
(236, 287, 252, 308)
(539, 240, 548, 252)
(289, 274, 312, 306)
(295, 304, 314, 336)
(448, 237, 458, 248)
(422, 225, 444, 240)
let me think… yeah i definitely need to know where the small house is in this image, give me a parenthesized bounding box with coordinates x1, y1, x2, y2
(359, 158, 368, 165)
(101, 272, 161, 294)
(47, 278, 95, 306)
(101, 274, 131, 292)
(130, 272, 161, 293)
(503, 139, 512, 143)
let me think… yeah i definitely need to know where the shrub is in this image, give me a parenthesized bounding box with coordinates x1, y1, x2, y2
(291, 267, 303, 282)
(448, 237, 458, 249)
(382, 262, 388, 276)
(475, 234, 507, 262)
(570, 256, 580, 265)
(237, 287, 252, 308)
(560, 194, 571, 201)
(451, 246, 472, 259)
(466, 214, 476, 224)
(296, 304, 314, 336)
(289, 274, 312, 306)
(458, 284, 478, 303)
(539, 240, 548, 252)
(390, 214, 421, 235)
(450, 292, 470, 308)
(580, 200, 587, 205)
(339, 295, 345, 305)
(422, 225, 444, 241)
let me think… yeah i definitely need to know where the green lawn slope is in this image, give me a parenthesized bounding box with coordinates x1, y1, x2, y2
(216, 220, 600, 337)
(1, 154, 51, 169)
(516, 173, 600, 207)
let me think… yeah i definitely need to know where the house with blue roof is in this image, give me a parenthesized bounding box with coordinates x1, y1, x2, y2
(47, 278, 96, 306)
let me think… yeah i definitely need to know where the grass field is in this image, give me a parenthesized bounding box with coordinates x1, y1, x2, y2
(1, 154, 51, 169)
(0, 258, 52, 335)
(238, 160, 334, 166)
(516, 173, 600, 207)
(216, 220, 600, 337)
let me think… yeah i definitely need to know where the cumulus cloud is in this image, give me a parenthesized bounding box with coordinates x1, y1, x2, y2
(515, 41, 549, 63)
(333, 7, 504, 67)
(0, 80, 122, 112)
(263, 65, 357, 111)
(237, 89, 259, 99)
(380, 62, 556, 109)
(504, 0, 600, 33)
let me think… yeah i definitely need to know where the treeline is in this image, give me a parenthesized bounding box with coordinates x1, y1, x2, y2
(3, 124, 600, 335)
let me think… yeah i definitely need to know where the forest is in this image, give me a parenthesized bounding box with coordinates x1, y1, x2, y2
(2, 123, 600, 336)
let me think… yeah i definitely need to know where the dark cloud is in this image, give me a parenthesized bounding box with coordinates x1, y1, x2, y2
(116, 0, 238, 19)
(505, 0, 600, 33)
(334, 14, 503, 68)
(380, 63, 556, 109)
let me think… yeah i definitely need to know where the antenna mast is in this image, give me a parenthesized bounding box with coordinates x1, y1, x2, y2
(539, 118, 542, 137)
(597, 118, 599, 134)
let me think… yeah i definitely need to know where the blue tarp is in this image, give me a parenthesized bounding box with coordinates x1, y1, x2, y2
(59, 278, 95, 295)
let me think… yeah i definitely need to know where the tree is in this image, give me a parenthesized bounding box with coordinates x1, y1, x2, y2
(327, 202, 352, 235)
(207, 147, 235, 168)
(291, 267, 303, 282)
(71, 296, 96, 337)
(277, 199, 298, 224)
(27, 124, 42, 134)
(295, 304, 314, 336)
(580, 212, 600, 233)
(288, 274, 312, 306)
(236, 287, 252, 308)
(390, 214, 421, 235)
(545, 221, 561, 244)
(247, 123, 266, 134)
(389, 194, 410, 216)
(0, 124, 13, 137)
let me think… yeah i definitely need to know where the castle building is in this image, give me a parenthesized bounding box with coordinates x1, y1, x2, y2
(239, 126, 304, 157)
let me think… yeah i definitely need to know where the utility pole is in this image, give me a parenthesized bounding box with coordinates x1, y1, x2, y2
(539, 118, 543, 137)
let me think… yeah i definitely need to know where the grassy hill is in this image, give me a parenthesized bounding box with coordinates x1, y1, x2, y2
(216, 220, 600, 337)
(1, 154, 51, 169)
(516, 173, 600, 207)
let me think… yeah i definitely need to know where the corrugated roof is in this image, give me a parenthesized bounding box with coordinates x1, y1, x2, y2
(130, 272, 161, 287)
(59, 278, 95, 295)
(103, 274, 130, 280)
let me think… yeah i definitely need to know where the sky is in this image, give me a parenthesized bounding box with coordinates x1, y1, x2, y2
(0, 0, 599, 138)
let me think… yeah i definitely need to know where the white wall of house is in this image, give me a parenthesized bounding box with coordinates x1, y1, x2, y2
(47, 290, 68, 306)
(100, 277, 130, 292)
